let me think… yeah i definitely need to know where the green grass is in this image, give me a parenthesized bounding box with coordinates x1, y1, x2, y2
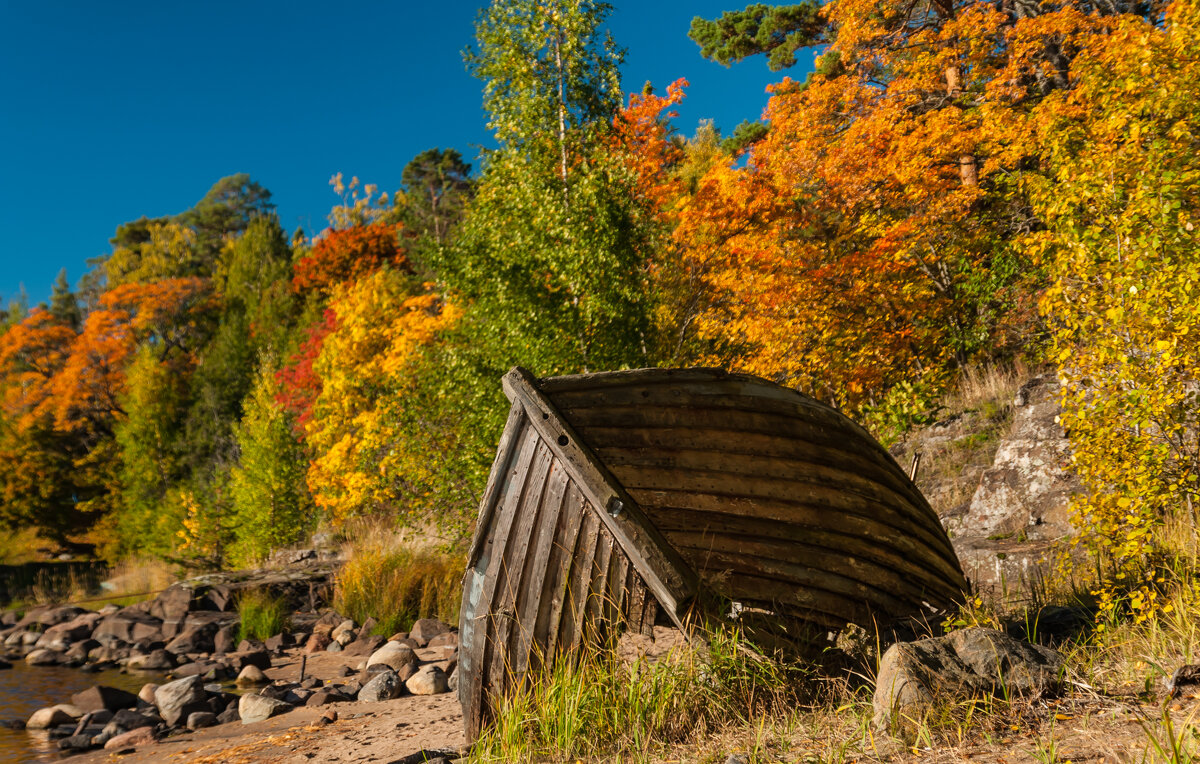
(236, 588, 291, 642)
(469, 628, 813, 763)
(333, 545, 462, 636)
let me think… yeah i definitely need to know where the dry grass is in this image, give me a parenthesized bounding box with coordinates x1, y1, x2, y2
(74, 557, 177, 609)
(943, 362, 1028, 415)
(333, 542, 462, 636)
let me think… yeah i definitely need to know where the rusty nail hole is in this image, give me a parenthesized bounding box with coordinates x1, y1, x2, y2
(557, 435, 569, 447)
(641, 390, 650, 398)
(542, 412, 549, 420)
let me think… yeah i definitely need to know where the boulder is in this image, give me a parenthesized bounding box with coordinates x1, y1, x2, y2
(148, 584, 195, 638)
(186, 710, 217, 730)
(227, 649, 272, 671)
(101, 709, 157, 736)
(137, 683, 159, 705)
(405, 665, 449, 695)
(873, 627, 1063, 731)
(164, 619, 219, 654)
(305, 690, 352, 706)
(94, 610, 163, 644)
(216, 707, 240, 725)
(127, 648, 175, 671)
(304, 632, 332, 653)
(37, 612, 102, 648)
(343, 634, 386, 657)
(27, 704, 82, 729)
(331, 619, 356, 645)
(155, 675, 209, 727)
(213, 623, 237, 654)
(103, 725, 156, 750)
(263, 632, 292, 652)
(70, 686, 139, 713)
(427, 631, 458, 649)
(25, 648, 60, 665)
(367, 641, 417, 672)
(359, 669, 403, 702)
(236, 664, 269, 686)
(409, 618, 451, 647)
(238, 693, 292, 724)
(57, 733, 95, 751)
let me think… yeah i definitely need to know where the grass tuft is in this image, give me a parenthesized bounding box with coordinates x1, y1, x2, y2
(333, 544, 462, 636)
(237, 588, 291, 642)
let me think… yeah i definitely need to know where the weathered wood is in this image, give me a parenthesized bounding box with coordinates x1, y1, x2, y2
(460, 366, 967, 743)
(502, 367, 699, 625)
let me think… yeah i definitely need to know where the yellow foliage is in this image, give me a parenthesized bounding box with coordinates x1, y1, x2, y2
(305, 269, 461, 521)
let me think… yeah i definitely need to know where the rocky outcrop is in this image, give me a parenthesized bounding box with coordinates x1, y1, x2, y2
(947, 376, 1083, 593)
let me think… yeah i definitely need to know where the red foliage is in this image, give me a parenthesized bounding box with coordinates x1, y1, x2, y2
(275, 308, 338, 430)
(291, 223, 411, 293)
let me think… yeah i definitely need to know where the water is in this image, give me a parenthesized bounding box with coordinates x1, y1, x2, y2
(0, 663, 157, 763)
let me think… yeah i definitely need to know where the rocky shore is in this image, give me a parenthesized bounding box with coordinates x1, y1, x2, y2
(0, 558, 461, 760)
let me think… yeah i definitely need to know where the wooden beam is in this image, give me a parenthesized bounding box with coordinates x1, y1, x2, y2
(502, 367, 699, 626)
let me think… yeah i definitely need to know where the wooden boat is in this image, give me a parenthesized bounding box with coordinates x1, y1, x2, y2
(458, 367, 967, 739)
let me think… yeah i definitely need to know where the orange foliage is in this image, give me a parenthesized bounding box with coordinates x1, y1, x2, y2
(613, 78, 688, 210)
(291, 223, 411, 294)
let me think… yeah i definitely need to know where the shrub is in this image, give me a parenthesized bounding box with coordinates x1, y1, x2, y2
(237, 589, 290, 642)
(333, 545, 462, 636)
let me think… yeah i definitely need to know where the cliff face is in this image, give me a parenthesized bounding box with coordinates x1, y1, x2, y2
(892, 374, 1083, 596)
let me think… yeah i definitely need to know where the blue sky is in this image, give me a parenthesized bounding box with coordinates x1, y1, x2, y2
(0, 1, 812, 304)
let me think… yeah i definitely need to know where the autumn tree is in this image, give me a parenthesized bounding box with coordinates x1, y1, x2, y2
(291, 222, 412, 294)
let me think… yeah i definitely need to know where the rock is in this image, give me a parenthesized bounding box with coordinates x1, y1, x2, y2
(186, 711, 217, 730)
(164, 620, 219, 654)
(103, 725, 156, 750)
(216, 706, 240, 724)
(227, 649, 272, 671)
(336, 665, 354, 677)
(305, 690, 351, 706)
(409, 618, 450, 646)
(65, 639, 99, 662)
(155, 675, 209, 727)
(137, 683, 159, 705)
(367, 641, 417, 673)
(93, 609, 163, 644)
(238, 693, 292, 724)
(128, 648, 176, 671)
(331, 619, 356, 643)
(326, 641, 343, 653)
(213, 624, 237, 654)
(873, 627, 1063, 731)
(27, 705, 82, 729)
(37, 612, 102, 648)
(71, 686, 139, 713)
(359, 669, 402, 702)
(405, 665, 449, 695)
(148, 585, 195, 638)
(57, 733, 95, 751)
(358, 617, 377, 636)
(427, 631, 458, 649)
(447, 665, 458, 692)
(343, 634, 386, 657)
(25, 648, 60, 665)
(263, 632, 292, 652)
(945, 376, 1084, 592)
(237, 638, 266, 653)
(236, 664, 269, 686)
(284, 688, 312, 705)
(304, 632, 332, 653)
(319, 708, 338, 725)
(101, 709, 157, 736)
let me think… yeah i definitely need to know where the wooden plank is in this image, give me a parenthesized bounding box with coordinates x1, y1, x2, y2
(542, 481, 587, 661)
(485, 439, 554, 701)
(558, 505, 601, 655)
(508, 459, 570, 682)
(503, 367, 699, 627)
(461, 421, 540, 738)
(644, 498, 965, 594)
(466, 404, 528, 565)
(584, 530, 615, 644)
(666, 530, 960, 608)
(610, 466, 958, 565)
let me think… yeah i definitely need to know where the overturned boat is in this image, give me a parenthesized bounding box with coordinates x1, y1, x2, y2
(458, 367, 967, 739)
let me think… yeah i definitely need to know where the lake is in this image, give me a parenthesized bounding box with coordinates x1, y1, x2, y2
(0, 662, 155, 763)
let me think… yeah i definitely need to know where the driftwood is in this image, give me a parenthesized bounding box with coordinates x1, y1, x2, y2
(458, 366, 968, 741)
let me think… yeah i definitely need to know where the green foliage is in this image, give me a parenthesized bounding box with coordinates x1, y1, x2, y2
(471, 628, 810, 762)
(688, 2, 825, 71)
(333, 545, 462, 637)
(236, 588, 291, 642)
(228, 363, 313, 567)
(401, 147, 473, 254)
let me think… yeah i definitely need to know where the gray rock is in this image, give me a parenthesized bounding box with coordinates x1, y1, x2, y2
(427, 631, 458, 649)
(27, 705, 82, 729)
(238, 693, 292, 724)
(155, 675, 208, 727)
(164, 620, 219, 654)
(25, 648, 60, 665)
(405, 665, 448, 695)
(56, 733, 95, 751)
(343, 634, 386, 657)
(305, 690, 352, 706)
(128, 648, 176, 671)
(359, 669, 403, 702)
(873, 627, 1063, 731)
(213, 623, 237, 654)
(93, 610, 163, 644)
(217, 706, 240, 724)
